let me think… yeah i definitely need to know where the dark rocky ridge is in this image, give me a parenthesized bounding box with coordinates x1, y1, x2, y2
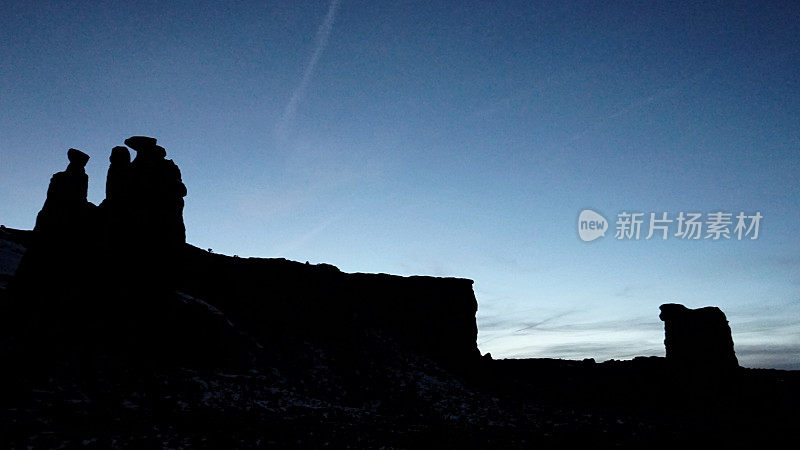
(176, 244, 481, 370)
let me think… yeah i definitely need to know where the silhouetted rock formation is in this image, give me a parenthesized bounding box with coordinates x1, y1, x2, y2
(100, 146, 134, 258)
(14, 149, 97, 296)
(105, 146, 132, 203)
(16, 138, 188, 289)
(32, 148, 96, 257)
(6, 139, 480, 371)
(124, 136, 187, 250)
(659, 303, 739, 371)
(8, 139, 194, 364)
(33, 148, 93, 236)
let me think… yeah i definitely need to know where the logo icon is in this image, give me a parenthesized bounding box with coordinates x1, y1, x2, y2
(578, 209, 607, 242)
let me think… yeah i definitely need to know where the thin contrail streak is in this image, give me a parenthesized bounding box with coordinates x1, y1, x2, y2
(277, 0, 342, 139)
(565, 67, 713, 145)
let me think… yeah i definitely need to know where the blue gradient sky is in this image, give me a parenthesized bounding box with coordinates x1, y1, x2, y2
(2, 1, 798, 368)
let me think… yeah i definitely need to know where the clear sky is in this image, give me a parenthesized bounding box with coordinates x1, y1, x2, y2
(1, 1, 798, 368)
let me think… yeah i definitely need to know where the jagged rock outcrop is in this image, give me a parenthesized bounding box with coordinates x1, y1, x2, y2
(7, 140, 194, 366)
(659, 303, 739, 371)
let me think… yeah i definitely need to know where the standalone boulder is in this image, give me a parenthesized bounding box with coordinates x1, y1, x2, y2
(659, 303, 738, 371)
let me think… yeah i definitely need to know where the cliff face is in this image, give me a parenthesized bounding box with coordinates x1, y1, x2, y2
(659, 303, 739, 371)
(177, 245, 481, 369)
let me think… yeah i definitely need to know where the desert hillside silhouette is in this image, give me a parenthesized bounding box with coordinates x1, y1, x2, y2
(1, 138, 798, 448)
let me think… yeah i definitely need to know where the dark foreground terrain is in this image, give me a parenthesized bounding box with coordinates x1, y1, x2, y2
(1, 227, 798, 448)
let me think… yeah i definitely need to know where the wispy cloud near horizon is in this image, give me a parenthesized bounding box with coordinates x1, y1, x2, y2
(276, 0, 342, 140)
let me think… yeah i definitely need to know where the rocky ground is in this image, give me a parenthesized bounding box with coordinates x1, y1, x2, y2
(1, 227, 798, 448)
(0, 348, 676, 448)
(3, 332, 798, 448)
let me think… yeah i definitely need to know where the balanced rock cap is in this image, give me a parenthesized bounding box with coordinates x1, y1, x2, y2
(124, 136, 158, 151)
(67, 148, 90, 167)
